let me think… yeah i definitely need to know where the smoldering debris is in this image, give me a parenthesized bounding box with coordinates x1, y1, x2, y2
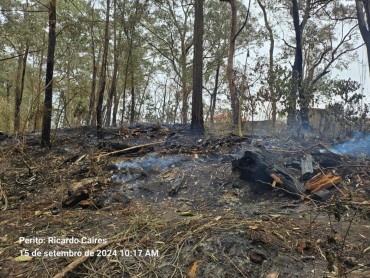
(331, 132, 370, 157)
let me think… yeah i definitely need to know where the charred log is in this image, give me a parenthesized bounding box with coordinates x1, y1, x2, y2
(232, 150, 306, 197)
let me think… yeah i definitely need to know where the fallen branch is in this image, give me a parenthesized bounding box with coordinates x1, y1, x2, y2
(311, 176, 341, 193)
(305, 172, 342, 193)
(94, 141, 164, 160)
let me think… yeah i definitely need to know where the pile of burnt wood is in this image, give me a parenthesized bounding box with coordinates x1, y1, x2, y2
(232, 148, 344, 201)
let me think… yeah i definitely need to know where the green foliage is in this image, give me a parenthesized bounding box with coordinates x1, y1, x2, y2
(321, 78, 369, 131)
(0, 0, 366, 131)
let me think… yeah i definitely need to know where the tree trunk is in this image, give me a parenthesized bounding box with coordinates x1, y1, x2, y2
(13, 54, 22, 133)
(137, 66, 152, 119)
(221, 0, 239, 128)
(119, 20, 135, 125)
(96, 0, 110, 139)
(5, 80, 11, 132)
(181, 89, 190, 124)
(238, 54, 249, 136)
(162, 79, 168, 121)
(41, 0, 57, 147)
(87, 0, 105, 126)
(64, 61, 71, 127)
(191, 0, 205, 134)
(210, 63, 220, 129)
(257, 0, 276, 126)
(287, 0, 304, 129)
(13, 44, 29, 134)
(87, 4, 98, 126)
(34, 43, 45, 131)
(105, 1, 121, 127)
(119, 46, 132, 125)
(112, 85, 120, 126)
(106, 66, 119, 126)
(180, 53, 190, 124)
(173, 89, 180, 124)
(129, 73, 135, 125)
(355, 0, 370, 77)
(89, 55, 97, 125)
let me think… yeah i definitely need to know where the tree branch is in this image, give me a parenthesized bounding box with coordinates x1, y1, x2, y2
(283, 38, 296, 49)
(0, 48, 45, 62)
(233, 0, 252, 42)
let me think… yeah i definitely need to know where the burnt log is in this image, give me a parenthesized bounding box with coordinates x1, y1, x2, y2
(62, 189, 90, 208)
(232, 150, 306, 197)
(301, 154, 313, 179)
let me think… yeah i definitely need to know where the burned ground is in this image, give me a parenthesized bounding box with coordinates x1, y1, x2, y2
(0, 125, 369, 277)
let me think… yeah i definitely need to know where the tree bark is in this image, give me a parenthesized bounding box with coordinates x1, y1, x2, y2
(41, 0, 57, 147)
(96, 0, 110, 139)
(220, 0, 239, 128)
(112, 84, 120, 126)
(129, 72, 135, 125)
(14, 44, 29, 134)
(287, 0, 304, 129)
(63, 61, 71, 127)
(210, 63, 220, 129)
(162, 79, 168, 121)
(173, 89, 180, 124)
(105, 0, 121, 127)
(191, 0, 205, 134)
(180, 53, 190, 124)
(88, 42, 97, 125)
(34, 42, 45, 131)
(119, 39, 133, 125)
(88, 3, 98, 126)
(5, 80, 11, 132)
(119, 2, 137, 126)
(257, 0, 276, 126)
(355, 0, 370, 77)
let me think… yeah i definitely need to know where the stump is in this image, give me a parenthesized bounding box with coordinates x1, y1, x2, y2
(232, 150, 306, 197)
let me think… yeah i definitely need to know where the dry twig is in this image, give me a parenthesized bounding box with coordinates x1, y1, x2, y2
(93, 141, 164, 160)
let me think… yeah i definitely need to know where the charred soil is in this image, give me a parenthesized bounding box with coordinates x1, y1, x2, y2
(0, 124, 369, 277)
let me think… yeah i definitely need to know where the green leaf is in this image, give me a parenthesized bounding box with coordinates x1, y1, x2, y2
(14, 255, 33, 262)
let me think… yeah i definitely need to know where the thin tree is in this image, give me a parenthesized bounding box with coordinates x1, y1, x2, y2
(41, 0, 57, 147)
(14, 43, 29, 134)
(96, 0, 110, 139)
(105, 0, 121, 126)
(129, 71, 135, 125)
(209, 63, 220, 129)
(87, 0, 98, 125)
(220, 0, 238, 127)
(256, 0, 276, 126)
(191, 0, 205, 134)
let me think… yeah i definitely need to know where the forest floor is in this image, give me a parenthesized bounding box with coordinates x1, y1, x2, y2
(0, 124, 369, 278)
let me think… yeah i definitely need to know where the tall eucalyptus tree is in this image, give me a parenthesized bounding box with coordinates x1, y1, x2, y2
(41, 0, 57, 146)
(191, 0, 205, 134)
(96, 0, 110, 139)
